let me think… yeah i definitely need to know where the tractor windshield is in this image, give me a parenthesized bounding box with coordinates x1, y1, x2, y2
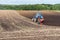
(35, 12, 43, 19)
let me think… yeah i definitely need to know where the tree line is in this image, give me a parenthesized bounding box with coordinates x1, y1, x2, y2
(0, 4, 60, 10)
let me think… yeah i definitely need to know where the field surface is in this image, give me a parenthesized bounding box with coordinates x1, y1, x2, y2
(0, 10, 60, 40)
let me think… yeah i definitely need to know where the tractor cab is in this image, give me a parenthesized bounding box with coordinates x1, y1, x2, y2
(32, 12, 44, 24)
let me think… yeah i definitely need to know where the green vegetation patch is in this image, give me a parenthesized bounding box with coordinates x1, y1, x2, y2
(0, 4, 60, 10)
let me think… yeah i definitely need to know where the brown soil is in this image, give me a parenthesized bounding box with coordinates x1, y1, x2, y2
(17, 10, 60, 26)
(0, 10, 60, 40)
(0, 10, 38, 31)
